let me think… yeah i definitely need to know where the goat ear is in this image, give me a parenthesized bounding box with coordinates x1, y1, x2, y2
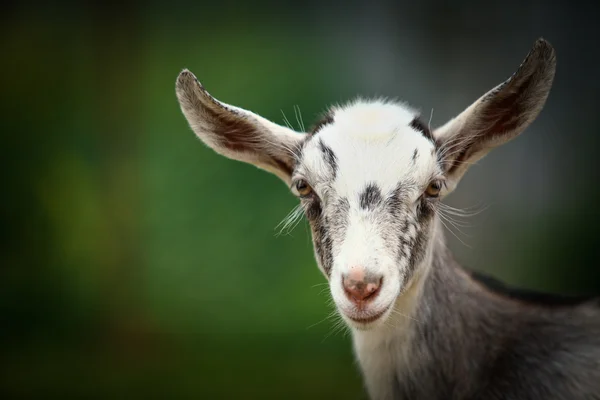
(176, 69, 305, 184)
(434, 38, 556, 193)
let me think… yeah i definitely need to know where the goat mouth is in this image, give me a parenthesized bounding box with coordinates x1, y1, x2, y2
(346, 305, 390, 324)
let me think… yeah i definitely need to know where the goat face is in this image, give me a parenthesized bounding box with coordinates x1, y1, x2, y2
(176, 38, 556, 330)
(291, 102, 441, 328)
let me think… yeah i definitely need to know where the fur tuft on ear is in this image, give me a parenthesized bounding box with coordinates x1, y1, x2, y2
(176, 69, 306, 184)
(434, 38, 556, 193)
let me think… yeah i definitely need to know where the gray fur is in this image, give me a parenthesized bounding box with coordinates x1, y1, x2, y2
(383, 229, 600, 399)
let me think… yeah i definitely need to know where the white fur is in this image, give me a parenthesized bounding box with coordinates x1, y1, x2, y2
(351, 221, 439, 400)
(294, 100, 439, 332)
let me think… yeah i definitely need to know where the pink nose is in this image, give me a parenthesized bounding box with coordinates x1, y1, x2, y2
(342, 267, 382, 305)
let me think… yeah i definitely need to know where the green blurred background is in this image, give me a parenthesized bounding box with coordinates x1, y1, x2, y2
(2, 0, 599, 398)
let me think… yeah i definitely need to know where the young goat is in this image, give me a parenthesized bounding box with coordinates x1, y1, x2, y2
(175, 39, 600, 399)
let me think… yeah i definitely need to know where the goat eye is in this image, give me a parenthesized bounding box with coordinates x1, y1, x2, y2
(425, 180, 443, 198)
(294, 179, 313, 197)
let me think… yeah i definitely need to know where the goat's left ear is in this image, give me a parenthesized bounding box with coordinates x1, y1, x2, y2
(434, 38, 556, 194)
(176, 69, 305, 184)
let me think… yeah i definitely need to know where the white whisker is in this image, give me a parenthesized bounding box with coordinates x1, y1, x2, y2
(281, 109, 294, 130)
(294, 104, 306, 132)
(275, 204, 305, 236)
(428, 108, 434, 131)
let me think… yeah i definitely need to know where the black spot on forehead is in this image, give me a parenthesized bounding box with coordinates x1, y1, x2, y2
(318, 139, 338, 179)
(359, 183, 382, 210)
(409, 117, 435, 143)
(411, 148, 419, 164)
(293, 112, 335, 170)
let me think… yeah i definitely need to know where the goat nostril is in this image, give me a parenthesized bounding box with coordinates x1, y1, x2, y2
(342, 275, 383, 303)
(363, 278, 382, 299)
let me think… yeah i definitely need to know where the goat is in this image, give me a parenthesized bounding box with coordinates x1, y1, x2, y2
(175, 38, 600, 399)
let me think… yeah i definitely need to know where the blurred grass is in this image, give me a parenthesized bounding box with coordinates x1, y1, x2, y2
(1, 4, 365, 398)
(2, 333, 362, 398)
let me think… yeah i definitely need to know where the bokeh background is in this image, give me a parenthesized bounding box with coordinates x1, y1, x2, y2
(2, 0, 599, 398)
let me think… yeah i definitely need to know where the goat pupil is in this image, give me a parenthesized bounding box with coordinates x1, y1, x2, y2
(426, 181, 441, 197)
(296, 180, 312, 196)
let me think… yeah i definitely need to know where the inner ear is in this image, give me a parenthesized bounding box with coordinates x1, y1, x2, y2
(434, 38, 556, 188)
(176, 70, 306, 184)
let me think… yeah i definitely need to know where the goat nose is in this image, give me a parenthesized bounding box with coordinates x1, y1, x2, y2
(342, 267, 382, 305)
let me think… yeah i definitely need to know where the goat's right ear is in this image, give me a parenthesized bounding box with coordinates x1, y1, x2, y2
(434, 39, 556, 195)
(176, 70, 305, 184)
